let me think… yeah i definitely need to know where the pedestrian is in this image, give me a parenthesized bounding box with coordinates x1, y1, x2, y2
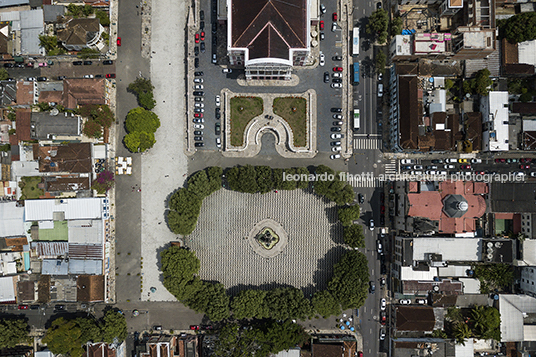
(165, 175, 169, 177)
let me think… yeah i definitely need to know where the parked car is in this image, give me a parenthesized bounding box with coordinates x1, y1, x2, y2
(212, 53, 217, 63)
(37, 77, 47, 81)
(319, 20, 324, 30)
(193, 118, 204, 123)
(222, 68, 232, 73)
(194, 124, 204, 129)
(331, 141, 341, 146)
(194, 84, 204, 90)
(332, 78, 342, 83)
(194, 136, 203, 141)
(215, 95, 221, 107)
(380, 298, 386, 311)
(471, 158, 482, 163)
(193, 91, 204, 96)
(369, 219, 374, 231)
(194, 58, 199, 68)
(380, 329, 386, 340)
(195, 97, 204, 102)
(333, 67, 343, 72)
(332, 55, 342, 61)
(319, 52, 325, 66)
(106, 74, 116, 78)
(83, 60, 92, 65)
(320, 32, 325, 40)
(358, 193, 364, 204)
(18, 305, 29, 310)
(461, 164, 471, 169)
(194, 130, 203, 135)
(332, 121, 343, 126)
(331, 83, 342, 88)
(332, 114, 343, 119)
(194, 103, 204, 108)
(377, 239, 383, 253)
(194, 113, 203, 118)
(216, 138, 221, 148)
(330, 154, 341, 159)
(331, 127, 341, 132)
(320, 3, 326, 13)
(331, 133, 342, 139)
(194, 142, 204, 147)
(215, 123, 221, 135)
(399, 299, 411, 305)
(194, 71, 204, 76)
(369, 281, 376, 294)
(445, 158, 458, 163)
(323, 72, 330, 83)
(331, 22, 337, 32)
(431, 159, 444, 164)
(200, 42, 206, 52)
(332, 72, 342, 78)
(73, 61, 83, 65)
(117, 37, 121, 46)
(416, 298, 427, 304)
(194, 78, 204, 83)
(215, 108, 221, 119)
(332, 12, 337, 21)
(103, 60, 113, 65)
(380, 277, 386, 286)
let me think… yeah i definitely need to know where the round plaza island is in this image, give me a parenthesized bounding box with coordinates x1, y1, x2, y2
(247, 218, 288, 258)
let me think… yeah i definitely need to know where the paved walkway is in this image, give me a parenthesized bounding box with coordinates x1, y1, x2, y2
(139, 0, 189, 301)
(186, 188, 345, 297)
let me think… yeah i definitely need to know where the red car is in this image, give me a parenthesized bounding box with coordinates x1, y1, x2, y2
(106, 73, 116, 78)
(475, 171, 485, 175)
(358, 352, 363, 357)
(332, 12, 337, 21)
(495, 158, 505, 163)
(380, 311, 387, 325)
(18, 305, 28, 310)
(200, 31, 205, 41)
(319, 20, 324, 30)
(333, 67, 343, 72)
(521, 164, 531, 169)
(521, 158, 533, 163)
(461, 164, 471, 169)
(194, 113, 203, 118)
(380, 205, 385, 214)
(189, 325, 200, 330)
(195, 33, 199, 43)
(117, 37, 121, 46)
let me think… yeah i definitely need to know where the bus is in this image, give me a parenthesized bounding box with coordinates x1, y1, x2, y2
(353, 62, 360, 84)
(353, 109, 360, 131)
(352, 27, 359, 56)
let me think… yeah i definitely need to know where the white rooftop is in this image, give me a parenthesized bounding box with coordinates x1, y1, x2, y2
(459, 277, 481, 294)
(481, 91, 509, 151)
(518, 40, 536, 66)
(522, 240, 536, 265)
(68, 219, 103, 245)
(400, 266, 436, 281)
(499, 294, 536, 341)
(25, 198, 103, 221)
(413, 237, 482, 262)
(0, 201, 25, 237)
(0, 275, 16, 302)
(391, 35, 412, 56)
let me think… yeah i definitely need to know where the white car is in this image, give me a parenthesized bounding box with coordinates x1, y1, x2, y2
(380, 298, 386, 311)
(319, 52, 325, 67)
(330, 154, 341, 159)
(444, 164, 455, 169)
(216, 137, 221, 148)
(222, 68, 232, 73)
(413, 165, 423, 170)
(215, 95, 221, 107)
(426, 170, 437, 175)
(331, 83, 342, 88)
(194, 78, 203, 83)
(438, 171, 447, 175)
(194, 124, 204, 129)
(332, 72, 342, 78)
(471, 158, 482, 164)
(320, 3, 326, 13)
(332, 146, 342, 152)
(194, 108, 204, 113)
(194, 84, 204, 90)
(83, 74, 94, 78)
(445, 158, 458, 163)
(401, 159, 414, 164)
(331, 133, 342, 139)
(333, 114, 343, 119)
(194, 103, 204, 108)
(410, 171, 423, 175)
(331, 22, 337, 32)
(399, 299, 411, 305)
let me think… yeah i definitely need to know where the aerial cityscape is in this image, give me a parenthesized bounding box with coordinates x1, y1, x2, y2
(0, 0, 535, 356)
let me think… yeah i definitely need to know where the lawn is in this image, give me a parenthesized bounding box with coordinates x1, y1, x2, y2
(230, 96, 264, 146)
(272, 97, 307, 147)
(19, 176, 44, 199)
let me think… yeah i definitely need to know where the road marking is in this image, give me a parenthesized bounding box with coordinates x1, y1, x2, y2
(364, 306, 367, 312)
(353, 138, 381, 150)
(349, 177, 381, 188)
(370, 328, 373, 334)
(372, 269, 374, 274)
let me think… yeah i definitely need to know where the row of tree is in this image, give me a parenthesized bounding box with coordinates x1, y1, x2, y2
(167, 167, 223, 235)
(43, 311, 127, 357)
(0, 317, 29, 348)
(124, 78, 158, 153)
(366, 9, 389, 44)
(227, 165, 309, 193)
(499, 12, 536, 44)
(313, 165, 355, 205)
(161, 246, 370, 321)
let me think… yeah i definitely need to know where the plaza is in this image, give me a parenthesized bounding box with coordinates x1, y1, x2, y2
(187, 188, 345, 296)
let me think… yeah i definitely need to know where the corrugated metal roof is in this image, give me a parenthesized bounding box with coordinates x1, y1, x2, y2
(68, 259, 102, 275)
(0, 0, 29, 9)
(31, 242, 68, 257)
(68, 244, 103, 259)
(25, 197, 103, 221)
(0, 276, 16, 303)
(499, 294, 536, 341)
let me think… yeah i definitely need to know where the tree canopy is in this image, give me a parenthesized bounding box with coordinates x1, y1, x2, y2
(127, 78, 156, 110)
(101, 311, 127, 343)
(312, 290, 341, 318)
(338, 205, 361, 226)
(470, 306, 501, 341)
(463, 69, 493, 96)
(314, 165, 354, 205)
(499, 12, 536, 43)
(125, 107, 160, 134)
(123, 131, 156, 153)
(366, 9, 389, 43)
(343, 224, 365, 248)
(43, 318, 87, 357)
(167, 188, 203, 235)
(328, 250, 370, 310)
(0, 317, 29, 348)
(231, 289, 270, 320)
(474, 263, 513, 293)
(79, 104, 115, 139)
(160, 245, 200, 281)
(264, 287, 312, 321)
(0, 68, 9, 81)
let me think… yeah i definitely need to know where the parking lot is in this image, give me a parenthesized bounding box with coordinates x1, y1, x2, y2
(3, 59, 117, 81)
(187, 0, 348, 155)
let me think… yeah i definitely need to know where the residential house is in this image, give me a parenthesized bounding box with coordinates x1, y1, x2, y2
(56, 17, 104, 51)
(30, 112, 82, 140)
(0, 275, 17, 303)
(225, 0, 310, 80)
(395, 306, 438, 334)
(39, 78, 106, 109)
(499, 294, 536, 342)
(481, 91, 510, 152)
(138, 335, 178, 357)
(77, 274, 104, 302)
(0, 9, 44, 56)
(85, 341, 126, 357)
(311, 339, 357, 357)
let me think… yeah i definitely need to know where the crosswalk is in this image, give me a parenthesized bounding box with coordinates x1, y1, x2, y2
(348, 177, 382, 188)
(385, 159, 397, 175)
(353, 138, 382, 150)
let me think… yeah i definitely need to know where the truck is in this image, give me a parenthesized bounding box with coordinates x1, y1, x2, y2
(353, 109, 360, 131)
(353, 62, 360, 84)
(352, 27, 359, 56)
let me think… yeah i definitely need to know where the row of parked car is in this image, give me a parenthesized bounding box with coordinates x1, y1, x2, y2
(329, 107, 344, 159)
(192, 72, 222, 148)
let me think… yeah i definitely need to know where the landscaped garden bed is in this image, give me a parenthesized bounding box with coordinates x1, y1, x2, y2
(230, 96, 263, 146)
(273, 97, 307, 147)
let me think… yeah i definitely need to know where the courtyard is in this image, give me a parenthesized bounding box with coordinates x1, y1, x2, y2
(186, 188, 345, 297)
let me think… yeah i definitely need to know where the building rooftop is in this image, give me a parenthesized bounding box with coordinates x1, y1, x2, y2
(500, 294, 536, 342)
(33, 142, 92, 173)
(25, 197, 104, 221)
(481, 91, 509, 151)
(77, 275, 104, 302)
(30, 112, 81, 140)
(61, 78, 106, 109)
(518, 40, 536, 66)
(0, 201, 25, 237)
(396, 306, 436, 331)
(490, 183, 536, 213)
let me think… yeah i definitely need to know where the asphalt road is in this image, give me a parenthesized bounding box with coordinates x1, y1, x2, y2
(113, 0, 149, 303)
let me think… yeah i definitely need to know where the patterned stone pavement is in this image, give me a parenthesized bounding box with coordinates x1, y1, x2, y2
(186, 188, 346, 297)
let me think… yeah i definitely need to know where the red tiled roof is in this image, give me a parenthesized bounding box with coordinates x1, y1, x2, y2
(495, 213, 514, 219)
(396, 306, 435, 331)
(409, 181, 419, 193)
(62, 78, 105, 109)
(15, 109, 31, 142)
(16, 81, 34, 106)
(408, 191, 443, 220)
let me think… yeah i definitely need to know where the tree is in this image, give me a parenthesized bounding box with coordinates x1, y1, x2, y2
(432, 329, 448, 339)
(338, 205, 361, 226)
(227, 165, 258, 193)
(0, 318, 29, 348)
(83, 119, 102, 138)
(255, 166, 274, 193)
(0, 68, 9, 80)
(75, 317, 101, 343)
(453, 323, 472, 345)
(231, 289, 269, 320)
(43, 318, 85, 357)
(125, 107, 160, 134)
(328, 250, 370, 310)
(82, 4, 94, 16)
(391, 16, 403, 36)
(295, 167, 310, 189)
(520, 92, 533, 102)
(376, 51, 386, 74)
(160, 245, 200, 282)
(500, 12, 536, 43)
(138, 91, 156, 110)
(343, 224, 365, 248)
(366, 9, 388, 42)
(188, 170, 212, 198)
(128, 77, 154, 96)
(206, 166, 223, 194)
(198, 282, 230, 321)
(138, 131, 156, 151)
(470, 306, 501, 341)
(39, 35, 59, 53)
(167, 188, 202, 235)
(124, 131, 156, 152)
(262, 320, 308, 354)
(474, 263, 513, 293)
(312, 290, 341, 318)
(91, 170, 114, 194)
(67, 4, 82, 16)
(101, 310, 127, 343)
(96, 10, 110, 26)
(314, 166, 354, 205)
(472, 69, 493, 96)
(264, 287, 312, 321)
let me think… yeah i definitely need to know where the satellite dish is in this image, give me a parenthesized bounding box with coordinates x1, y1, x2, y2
(433, 285, 440, 292)
(50, 108, 59, 116)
